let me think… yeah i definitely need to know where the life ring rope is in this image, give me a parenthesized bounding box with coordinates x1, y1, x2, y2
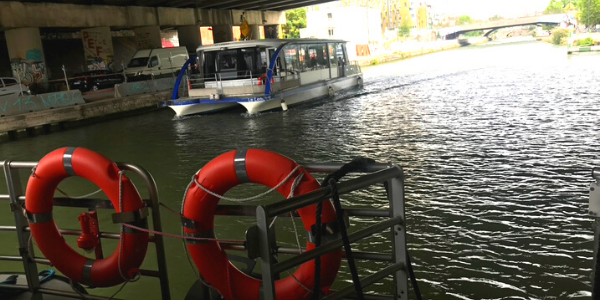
(182, 149, 342, 300)
(190, 164, 302, 203)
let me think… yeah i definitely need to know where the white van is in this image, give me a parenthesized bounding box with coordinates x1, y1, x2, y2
(125, 47, 189, 79)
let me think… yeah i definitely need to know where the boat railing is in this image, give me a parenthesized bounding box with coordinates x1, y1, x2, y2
(1, 159, 408, 300)
(347, 60, 362, 76)
(188, 71, 288, 96)
(203, 162, 409, 300)
(590, 167, 600, 299)
(0, 161, 171, 300)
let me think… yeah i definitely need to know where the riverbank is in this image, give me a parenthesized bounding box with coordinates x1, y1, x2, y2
(356, 37, 489, 67)
(0, 91, 169, 140)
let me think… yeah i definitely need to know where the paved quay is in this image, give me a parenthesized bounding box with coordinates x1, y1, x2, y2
(0, 91, 170, 139)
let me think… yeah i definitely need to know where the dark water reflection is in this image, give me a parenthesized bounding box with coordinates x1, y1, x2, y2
(1, 41, 599, 299)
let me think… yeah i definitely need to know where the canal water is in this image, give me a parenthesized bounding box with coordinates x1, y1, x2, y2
(1, 41, 599, 299)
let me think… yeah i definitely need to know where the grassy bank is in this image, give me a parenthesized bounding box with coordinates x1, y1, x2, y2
(356, 40, 461, 67)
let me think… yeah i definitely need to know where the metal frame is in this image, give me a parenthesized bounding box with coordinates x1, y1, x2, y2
(591, 167, 600, 300)
(255, 163, 408, 300)
(180, 162, 409, 300)
(0, 161, 171, 300)
(1, 160, 408, 300)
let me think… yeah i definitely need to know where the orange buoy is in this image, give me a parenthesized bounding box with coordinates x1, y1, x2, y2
(182, 149, 342, 300)
(25, 147, 149, 287)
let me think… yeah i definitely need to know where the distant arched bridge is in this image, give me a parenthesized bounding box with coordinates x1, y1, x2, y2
(442, 14, 568, 40)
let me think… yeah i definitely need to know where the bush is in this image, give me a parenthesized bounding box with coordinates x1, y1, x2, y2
(371, 59, 379, 65)
(550, 28, 569, 45)
(577, 37, 595, 46)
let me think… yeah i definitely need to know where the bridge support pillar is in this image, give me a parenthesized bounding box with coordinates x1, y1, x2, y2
(249, 24, 261, 40)
(177, 25, 201, 53)
(133, 25, 162, 49)
(211, 25, 233, 43)
(81, 27, 115, 71)
(5, 27, 48, 92)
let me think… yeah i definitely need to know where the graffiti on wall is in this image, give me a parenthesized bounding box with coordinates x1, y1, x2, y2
(10, 49, 47, 87)
(265, 25, 279, 39)
(0, 90, 85, 117)
(82, 28, 114, 71)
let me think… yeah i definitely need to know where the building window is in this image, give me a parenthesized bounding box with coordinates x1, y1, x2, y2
(327, 13, 332, 21)
(328, 28, 334, 37)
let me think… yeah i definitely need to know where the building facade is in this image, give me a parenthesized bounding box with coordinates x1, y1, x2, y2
(301, 4, 382, 54)
(340, 0, 414, 31)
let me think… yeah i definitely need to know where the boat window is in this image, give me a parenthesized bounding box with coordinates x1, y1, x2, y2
(218, 50, 237, 71)
(299, 44, 308, 72)
(335, 43, 346, 65)
(268, 49, 282, 76)
(283, 45, 299, 74)
(328, 43, 338, 67)
(299, 44, 329, 72)
(315, 43, 328, 69)
(203, 51, 217, 79)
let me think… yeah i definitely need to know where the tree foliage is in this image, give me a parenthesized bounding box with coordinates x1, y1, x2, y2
(283, 8, 307, 39)
(545, 0, 567, 14)
(456, 15, 474, 25)
(398, 20, 412, 38)
(577, 0, 600, 27)
(551, 28, 569, 44)
(545, 0, 579, 14)
(489, 15, 503, 21)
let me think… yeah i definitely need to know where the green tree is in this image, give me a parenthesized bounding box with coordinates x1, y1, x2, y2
(456, 15, 474, 25)
(551, 28, 569, 44)
(545, 0, 566, 14)
(577, 0, 600, 27)
(398, 20, 412, 39)
(282, 8, 307, 39)
(489, 15, 503, 21)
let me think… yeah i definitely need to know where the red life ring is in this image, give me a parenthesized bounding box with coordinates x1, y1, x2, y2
(25, 147, 149, 287)
(258, 74, 274, 86)
(182, 149, 342, 300)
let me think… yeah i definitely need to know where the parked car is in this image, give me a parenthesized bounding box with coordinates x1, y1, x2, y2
(70, 70, 125, 92)
(0, 77, 30, 97)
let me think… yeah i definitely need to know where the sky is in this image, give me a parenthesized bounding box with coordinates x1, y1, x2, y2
(428, 0, 551, 19)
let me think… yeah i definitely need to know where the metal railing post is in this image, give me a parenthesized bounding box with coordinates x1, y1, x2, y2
(257, 205, 276, 300)
(62, 65, 70, 91)
(3, 161, 42, 299)
(387, 166, 409, 299)
(118, 163, 171, 300)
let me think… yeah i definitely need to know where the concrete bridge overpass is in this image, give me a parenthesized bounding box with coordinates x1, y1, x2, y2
(443, 14, 566, 40)
(0, 0, 336, 88)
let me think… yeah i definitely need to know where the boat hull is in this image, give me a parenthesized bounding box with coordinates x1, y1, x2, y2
(168, 101, 239, 117)
(240, 75, 361, 114)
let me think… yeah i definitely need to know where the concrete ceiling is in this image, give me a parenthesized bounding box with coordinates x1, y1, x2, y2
(0, 0, 336, 11)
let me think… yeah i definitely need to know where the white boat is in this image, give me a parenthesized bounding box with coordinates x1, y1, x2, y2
(163, 39, 363, 116)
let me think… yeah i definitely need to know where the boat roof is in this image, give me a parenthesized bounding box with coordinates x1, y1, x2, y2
(197, 38, 348, 52)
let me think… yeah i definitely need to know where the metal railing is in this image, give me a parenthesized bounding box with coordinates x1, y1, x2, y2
(590, 168, 600, 300)
(206, 162, 409, 300)
(0, 161, 171, 300)
(1, 160, 408, 299)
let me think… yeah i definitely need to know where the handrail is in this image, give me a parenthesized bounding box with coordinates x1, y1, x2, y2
(0, 160, 171, 300)
(255, 163, 408, 300)
(1, 159, 407, 300)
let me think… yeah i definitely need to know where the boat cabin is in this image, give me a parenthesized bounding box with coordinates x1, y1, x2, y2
(191, 39, 360, 96)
